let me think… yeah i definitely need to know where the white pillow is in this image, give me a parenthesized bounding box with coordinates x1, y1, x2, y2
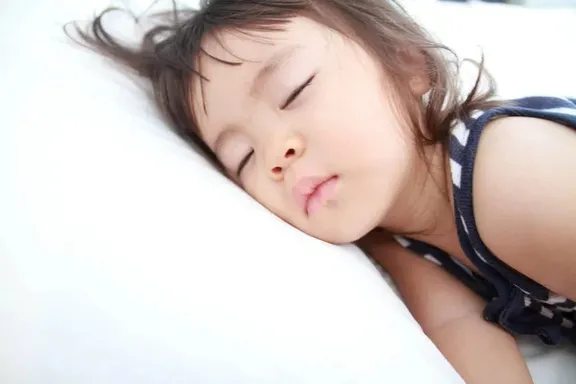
(0, 1, 462, 383)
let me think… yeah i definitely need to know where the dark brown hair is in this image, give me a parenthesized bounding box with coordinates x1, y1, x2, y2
(66, 0, 499, 172)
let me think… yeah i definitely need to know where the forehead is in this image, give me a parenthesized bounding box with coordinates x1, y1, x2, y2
(205, 17, 323, 64)
(191, 17, 334, 145)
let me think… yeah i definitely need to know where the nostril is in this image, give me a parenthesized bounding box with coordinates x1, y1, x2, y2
(272, 166, 282, 175)
(284, 148, 295, 158)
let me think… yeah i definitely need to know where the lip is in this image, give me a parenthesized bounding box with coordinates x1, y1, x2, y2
(292, 175, 339, 216)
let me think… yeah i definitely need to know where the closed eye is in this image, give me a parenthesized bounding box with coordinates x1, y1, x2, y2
(236, 149, 254, 178)
(281, 74, 315, 110)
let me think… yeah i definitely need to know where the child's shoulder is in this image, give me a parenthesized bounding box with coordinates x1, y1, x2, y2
(469, 96, 576, 298)
(449, 96, 576, 166)
(467, 95, 576, 187)
(468, 95, 576, 218)
(448, 95, 576, 202)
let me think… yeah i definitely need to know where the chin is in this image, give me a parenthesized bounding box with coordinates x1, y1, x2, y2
(308, 216, 379, 245)
(286, 190, 388, 245)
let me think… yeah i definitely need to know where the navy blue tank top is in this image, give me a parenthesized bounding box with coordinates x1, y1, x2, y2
(396, 96, 576, 345)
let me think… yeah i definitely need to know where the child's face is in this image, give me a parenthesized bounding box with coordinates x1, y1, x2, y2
(192, 16, 424, 244)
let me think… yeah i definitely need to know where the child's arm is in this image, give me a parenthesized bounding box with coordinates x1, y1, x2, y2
(363, 239, 533, 384)
(474, 116, 576, 301)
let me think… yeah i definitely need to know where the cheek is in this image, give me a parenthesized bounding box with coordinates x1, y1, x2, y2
(306, 85, 409, 168)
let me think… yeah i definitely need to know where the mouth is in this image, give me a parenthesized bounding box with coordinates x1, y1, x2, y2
(293, 175, 339, 216)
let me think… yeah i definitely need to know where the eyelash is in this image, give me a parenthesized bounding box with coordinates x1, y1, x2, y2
(236, 149, 254, 178)
(281, 74, 315, 110)
(236, 75, 316, 179)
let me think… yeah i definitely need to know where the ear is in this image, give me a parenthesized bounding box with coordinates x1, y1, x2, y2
(399, 49, 431, 97)
(409, 73, 431, 97)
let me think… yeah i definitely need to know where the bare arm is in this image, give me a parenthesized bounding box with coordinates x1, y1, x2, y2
(360, 235, 533, 384)
(474, 117, 576, 301)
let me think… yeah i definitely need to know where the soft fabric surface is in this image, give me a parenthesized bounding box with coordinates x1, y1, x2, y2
(0, 0, 574, 383)
(0, 0, 461, 383)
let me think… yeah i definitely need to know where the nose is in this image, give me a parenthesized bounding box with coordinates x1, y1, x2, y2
(267, 133, 305, 181)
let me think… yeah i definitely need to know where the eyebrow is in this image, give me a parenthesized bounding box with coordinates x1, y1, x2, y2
(249, 44, 303, 98)
(212, 44, 303, 153)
